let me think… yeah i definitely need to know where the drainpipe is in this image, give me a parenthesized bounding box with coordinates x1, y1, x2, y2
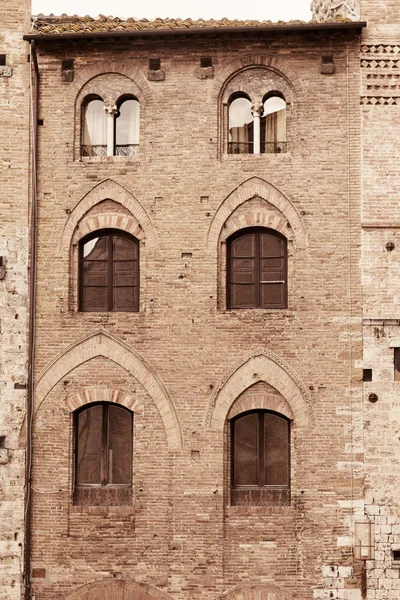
(24, 39, 39, 600)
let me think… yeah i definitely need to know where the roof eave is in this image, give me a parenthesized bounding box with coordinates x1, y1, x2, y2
(23, 21, 367, 42)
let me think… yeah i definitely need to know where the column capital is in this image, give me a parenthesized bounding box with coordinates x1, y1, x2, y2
(104, 104, 118, 117)
(251, 102, 264, 118)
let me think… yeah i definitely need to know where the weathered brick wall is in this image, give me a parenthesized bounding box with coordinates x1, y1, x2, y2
(361, 7, 400, 597)
(0, 1, 30, 599)
(30, 29, 363, 600)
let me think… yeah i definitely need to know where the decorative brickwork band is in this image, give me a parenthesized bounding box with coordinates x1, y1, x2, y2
(206, 177, 307, 250)
(65, 387, 142, 413)
(64, 579, 174, 600)
(205, 347, 314, 430)
(34, 331, 183, 450)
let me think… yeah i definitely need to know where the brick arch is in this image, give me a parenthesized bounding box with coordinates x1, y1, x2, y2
(64, 578, 173, 600)
(205, 347, 314, 430)
(72, 214, 144, 246)
(212, 54, 302, 104)
(220, 583, 305, 600)
(65, 387, 142, 413)
(218, 208, 293, 244)
(35, 331, 182, 450)
(206, 177, 306, 250)
(60, 179, 157, 252)
(68, 61, 152, 105)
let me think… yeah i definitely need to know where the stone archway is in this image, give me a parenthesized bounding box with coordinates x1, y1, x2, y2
(64, 579, 173, 600)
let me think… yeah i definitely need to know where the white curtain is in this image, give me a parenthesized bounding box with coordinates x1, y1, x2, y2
(83, 99, 107, 146)
(116, 99, 140, 146)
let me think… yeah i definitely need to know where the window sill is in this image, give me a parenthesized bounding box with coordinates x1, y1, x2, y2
(222, 151, 290, 161)
(70, 504, 134, 515)
(220, 308, 295, 318)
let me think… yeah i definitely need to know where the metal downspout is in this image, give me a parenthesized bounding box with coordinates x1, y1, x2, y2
(24, 39, 39, 600)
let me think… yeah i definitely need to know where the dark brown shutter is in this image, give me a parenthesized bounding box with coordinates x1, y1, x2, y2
(80, 230, 139, 312)
(76, 405, 103, 484)
(81, 236, 109, 311)
(259, 232, 287, 309)
(227, 228, 287, 309)
(233, 413, 259, 486)
(264, 413, 289, 486)
(228, 232, 257, 308)
(108, 404, 132, 484)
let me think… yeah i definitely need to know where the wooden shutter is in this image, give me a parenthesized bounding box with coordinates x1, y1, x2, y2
(228, 231, 257, 308)
(259, 232, 287, 309)
(80, 230, 139, 312)
(228, 229, 287, 309)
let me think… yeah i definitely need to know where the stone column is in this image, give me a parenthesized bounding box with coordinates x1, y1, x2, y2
(105, 104, 117, 157)
(251, 102, 264, 154)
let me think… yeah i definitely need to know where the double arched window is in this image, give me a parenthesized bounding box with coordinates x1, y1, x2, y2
(231, 410, 290, 506)
(79, 229, 139, 312)
(74, 402, 133, 505)
(81, 95, 140, 157)
(227, 228, 287, 309)
(228, 92, 287, 155)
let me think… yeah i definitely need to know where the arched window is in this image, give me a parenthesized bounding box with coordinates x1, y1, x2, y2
(74, 403, 133, 505)
(261, 94, 287, 154)
(228, 94, 253, 154)
(227, 228, 287, 309)
(115, 97, 140, 157)
(81, 96, 107, 157)
(79, 229, 139, 312)
(231, 410, 290, 506)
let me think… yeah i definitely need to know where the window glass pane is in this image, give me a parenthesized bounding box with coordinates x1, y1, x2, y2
(261, 96, 286, 145)
(229, 97, 253, 154)
(82, 288, 108, 311)
(108, 405, 132, 484)
(264, 413, 289, 486)
(231, 233, 256, 258)
(260, 234, 284, 258)
(83, 99, 107, 146)
(115, 99, 140, 145)
(83, 236, 107, 260)
(76, 405, 103, 484)
(113, 236, 138, 261)
(234, 413, 259, 486)
(113, 287, 138, 311)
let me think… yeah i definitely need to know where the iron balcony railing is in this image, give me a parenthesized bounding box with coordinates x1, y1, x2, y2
(228, 141, 287, 155)
(81, 144, 139, 157)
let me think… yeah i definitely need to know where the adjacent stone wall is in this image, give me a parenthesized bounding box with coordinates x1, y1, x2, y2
(0, 0, 30, 598)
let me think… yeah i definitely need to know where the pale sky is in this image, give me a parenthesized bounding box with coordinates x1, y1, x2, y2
(32, 0, 311, 22)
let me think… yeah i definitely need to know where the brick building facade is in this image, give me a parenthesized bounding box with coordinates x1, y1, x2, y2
(1, 1, 400, 599)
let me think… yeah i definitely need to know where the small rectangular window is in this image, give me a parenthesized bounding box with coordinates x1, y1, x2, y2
(363, 369, 372, 382)
(393, 550, 400, 562)
(0, 55, 6, 66)
(394, 348, 400, 381)
(200, 56, 212, 68)
(149, 58, 161, 71)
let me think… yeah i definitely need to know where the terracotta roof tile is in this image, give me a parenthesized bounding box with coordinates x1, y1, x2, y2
(32, 14, 353, 36)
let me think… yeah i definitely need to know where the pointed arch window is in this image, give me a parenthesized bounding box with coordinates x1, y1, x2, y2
(227, 228, 287, 309)
(231, 410, 290, 505)
(79, 229, 139, 312)
(74, 402, 133, 505)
